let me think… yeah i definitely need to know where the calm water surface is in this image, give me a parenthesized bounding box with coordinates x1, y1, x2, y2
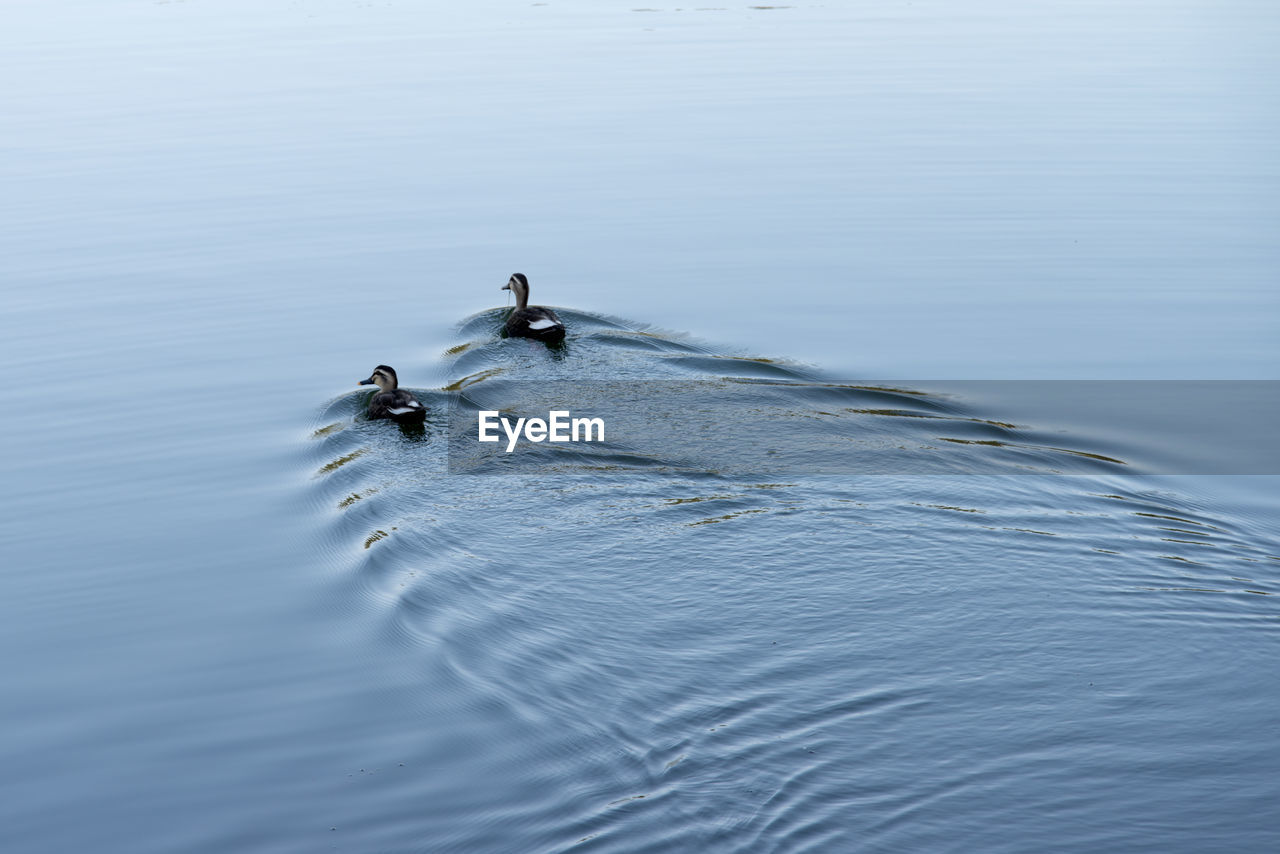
(2, 2, 1278, 852)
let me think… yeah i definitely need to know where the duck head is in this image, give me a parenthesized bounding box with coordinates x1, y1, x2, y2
(502, 273, 530, 309)
(359, 365, 398, 391)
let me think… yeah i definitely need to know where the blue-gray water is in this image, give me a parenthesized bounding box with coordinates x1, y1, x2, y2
(2, 1, 1278, 852)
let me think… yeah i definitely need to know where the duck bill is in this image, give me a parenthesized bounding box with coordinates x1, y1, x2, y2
(358, 378, 374, 385)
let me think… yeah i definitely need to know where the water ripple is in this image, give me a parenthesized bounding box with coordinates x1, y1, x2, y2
(299, 312, 1280, 852)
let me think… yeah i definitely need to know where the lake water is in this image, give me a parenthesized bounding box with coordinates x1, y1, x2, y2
(2, 1, 1278, 852)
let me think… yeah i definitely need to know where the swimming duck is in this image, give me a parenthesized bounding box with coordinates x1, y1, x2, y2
(358, 365, 426, 421)
(502, 273, 566, 342)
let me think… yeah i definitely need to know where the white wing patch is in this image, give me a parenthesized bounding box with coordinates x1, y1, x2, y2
(528, 318, 559, 330)
(388, 405, 419, 415)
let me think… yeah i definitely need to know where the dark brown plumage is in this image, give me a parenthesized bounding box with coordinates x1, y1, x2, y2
(358, 365, 426, 421)
(502, 273, 566, 342)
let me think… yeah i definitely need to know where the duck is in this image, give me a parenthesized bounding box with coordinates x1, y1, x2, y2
(358, 365, 426, 421)
(502, 273, 566, 342)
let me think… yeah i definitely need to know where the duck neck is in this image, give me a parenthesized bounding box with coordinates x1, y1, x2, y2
(513, 286, 529, 311)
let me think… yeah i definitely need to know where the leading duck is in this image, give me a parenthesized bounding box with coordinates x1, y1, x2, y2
(358, 365, 426, 421)
(502, 273, 566, 342)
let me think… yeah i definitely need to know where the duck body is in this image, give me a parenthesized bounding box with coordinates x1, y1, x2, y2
(502, 273, 566, 342)
(504, 305, 566, 342)
(359, 365, 426, 422)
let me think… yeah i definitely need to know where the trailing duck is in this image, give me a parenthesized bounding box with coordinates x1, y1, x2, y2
(358, 365, 426, 421)
(502, 273, 566, 342)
